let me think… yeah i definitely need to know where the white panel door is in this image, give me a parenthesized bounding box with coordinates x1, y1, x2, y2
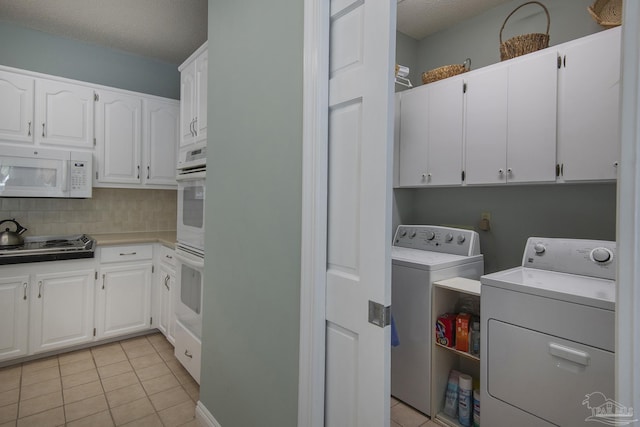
(144, 98, 179, 186)
(464, 65, 509, 185)
(0, 71, 34, 143)
(325, 0, 394, 425)
(398, 85, 429, 187)
(506, 50, 557, 183)
(0, 275, 29, 361)
(428, 77, 464, 186)
(195, 51, 208, 144)
(96, 90, 143, 184)
(35, 79, 94, 148)
(29, 269, 95, 354)
(97, 263, 152, 338)
(180, 62, 196, 148)
(558, 27, 621, 181)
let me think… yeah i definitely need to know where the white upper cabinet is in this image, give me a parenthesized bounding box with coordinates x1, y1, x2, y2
(465, 49, 557, 185)
(0, 71, 34, 143)
(557, 27, 621, 182)
(95, 90, 143, 185)
(398, 77, 464, 187)
(179, 42, 208, 148)
(143, 98, 179, 186)
(35, 79, 94, 148)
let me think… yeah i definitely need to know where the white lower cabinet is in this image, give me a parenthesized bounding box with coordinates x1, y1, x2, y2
(155, 246, 176, 344)
(0, 275, 29, 361)
(29, 268, 95, 354)
(96, 245, 152, 339)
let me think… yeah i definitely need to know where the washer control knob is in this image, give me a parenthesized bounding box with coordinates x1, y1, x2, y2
(424, 231, 435, 240)
(591, 247, 613, 263)
(445, 233, 454, 243)
(409, 230, 417, 239)
(457, 234, 466, 244)
(534, 243, 546, 255)
(400, 229, 407, 237)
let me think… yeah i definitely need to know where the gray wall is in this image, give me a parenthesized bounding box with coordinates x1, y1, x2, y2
(414, 0, 602, 78)
(200, 0, 302, 426)
(395, 31, 420, 91)
(0, 20, 180, 99)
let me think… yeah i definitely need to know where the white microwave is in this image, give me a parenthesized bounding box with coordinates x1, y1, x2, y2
(0, 146, 92, 198)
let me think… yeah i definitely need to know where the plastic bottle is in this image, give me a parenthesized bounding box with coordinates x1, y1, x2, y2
(458, 374, 473, 427)
(473, 389, 480, 427)
(471, 321, 480, 356)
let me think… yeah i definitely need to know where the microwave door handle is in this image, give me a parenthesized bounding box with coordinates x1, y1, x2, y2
(174, 251, 205, 269)
(61, 160, 69, 194)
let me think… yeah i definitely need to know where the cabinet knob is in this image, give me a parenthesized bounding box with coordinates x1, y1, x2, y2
(614, 161, 619, 168)
(498, 169, 504, 175)
(507, 168, 513, 174)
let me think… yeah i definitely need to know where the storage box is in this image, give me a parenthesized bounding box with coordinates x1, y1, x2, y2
(456, 313, 472, 352)
(436, 313, 456, 347)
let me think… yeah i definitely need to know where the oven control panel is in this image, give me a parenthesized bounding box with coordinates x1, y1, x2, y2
(393, 225, 480, 256)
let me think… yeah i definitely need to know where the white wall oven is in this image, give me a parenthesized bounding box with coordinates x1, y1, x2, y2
(176, 144, 206, 252)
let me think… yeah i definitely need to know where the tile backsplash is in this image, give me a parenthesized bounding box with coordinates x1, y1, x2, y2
(0, 188, 177, 236)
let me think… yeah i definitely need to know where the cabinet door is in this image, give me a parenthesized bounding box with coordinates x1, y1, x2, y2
(0, 71, 35, 143)
(398, 84, 429, 187)
(0, 275, 29, 361)
(464, 65, 509, 185)
(144, 98, 179, 186)
(35, 79, 94, 148)
(507, 50, 557, 183)
(428, 77, 464, 186)
(97, 263, 152, 338)
(180, 61, 197, 148)
(195, 52, 208, 144)
(157, 264, 176, 344)
(95, 90, 143, 184)
(29, 269, 95, 354)
(558, 27, 621, 181)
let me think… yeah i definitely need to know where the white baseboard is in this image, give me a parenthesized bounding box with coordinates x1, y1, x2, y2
(195, 401, 221, 427)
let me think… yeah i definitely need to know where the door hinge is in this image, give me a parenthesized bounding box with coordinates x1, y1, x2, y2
(557, 55, 562, 69)
(94, 92, 99, 102)
(368, 301, 391, 328)
(463, 82, 467, 93)
(462, 170, 466, 182)
(93, 328, 96, 337)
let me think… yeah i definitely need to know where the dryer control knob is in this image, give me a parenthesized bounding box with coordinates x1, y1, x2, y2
(457, 234, 466, 244)
(591, 247, 612, 263)
(445, 233, 454, 243)
(534, 243, 546, 255)
(426, 231, 435, 240)
(400, 229, 407, 237)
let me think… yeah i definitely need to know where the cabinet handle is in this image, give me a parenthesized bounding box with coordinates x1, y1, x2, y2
(184, 350, 193, 359)
(37, 281, 42, 298)
(23, 282, 28, 300)
(165, 254, 173, 260)
(137, 165, 140, 179)
(498, 169, 504, 175)
(164, 275, 170, 291)
(147, 165, 150, 179)
(42, 123, 45, 137)
(102, 273, 105, 290)
(194, 117, 197, 136)
(507, 168, 513, 174)
(27, 121, 31, 136)
(614, 161, 619, 168)
(119, 252, 137, 256)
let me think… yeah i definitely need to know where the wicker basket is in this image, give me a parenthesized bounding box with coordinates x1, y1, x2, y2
(588, 0, 622, 28)
(421, 58, 471, 85)
(499, 1, 550, 61)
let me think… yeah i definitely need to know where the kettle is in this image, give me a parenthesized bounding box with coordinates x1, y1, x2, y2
(0, 219, 27, 248)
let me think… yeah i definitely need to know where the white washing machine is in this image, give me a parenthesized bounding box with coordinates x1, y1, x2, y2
(391, 225, 484, 416)
(481, 238, 616, 427)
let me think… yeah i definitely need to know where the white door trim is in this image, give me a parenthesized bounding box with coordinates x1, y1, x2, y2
(298, 0, 329, 426)
(617, 3, 640, 413)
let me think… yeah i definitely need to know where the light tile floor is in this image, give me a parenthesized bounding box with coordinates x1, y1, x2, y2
(391, 396, 439, 427)
(0, 333, 199, 427)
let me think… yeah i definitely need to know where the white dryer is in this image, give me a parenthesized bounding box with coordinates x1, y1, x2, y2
(481, 238, 616, 427)
(391, 225, 484, 416)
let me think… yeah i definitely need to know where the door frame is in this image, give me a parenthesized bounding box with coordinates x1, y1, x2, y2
(298, 0, 329, 426)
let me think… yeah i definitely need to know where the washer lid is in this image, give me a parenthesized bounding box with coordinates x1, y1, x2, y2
(481, 267, 615, 311)
(392, 246, 483, 270)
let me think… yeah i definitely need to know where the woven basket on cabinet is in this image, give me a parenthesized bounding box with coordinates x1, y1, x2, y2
(421, 58, 471, 85)
(499, 1, 551, 61)
(588, 0, 622, 28)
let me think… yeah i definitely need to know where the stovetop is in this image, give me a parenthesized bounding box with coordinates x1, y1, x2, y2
(0, 234, 96, 265)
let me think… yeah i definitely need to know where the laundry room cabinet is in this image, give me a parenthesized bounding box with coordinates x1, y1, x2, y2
(431, 277, 481, 427)
(398, 77, 464, 187)
(556, 27, 621, 182)
(0, 275, 30, 361)
(464, 48, 557, 185)
(0, 70, 34, 144)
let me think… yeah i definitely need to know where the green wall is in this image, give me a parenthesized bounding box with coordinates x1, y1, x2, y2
(200, 0, 303, 425)
(0, 20, 180, 99)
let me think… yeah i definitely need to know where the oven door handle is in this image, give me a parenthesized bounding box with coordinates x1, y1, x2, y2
(176, 170, 206, 181)
(175, 251, 205, 269)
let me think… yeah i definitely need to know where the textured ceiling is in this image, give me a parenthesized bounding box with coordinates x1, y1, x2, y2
(397, 0, 512, 40)
(0, 0, 207, 64)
